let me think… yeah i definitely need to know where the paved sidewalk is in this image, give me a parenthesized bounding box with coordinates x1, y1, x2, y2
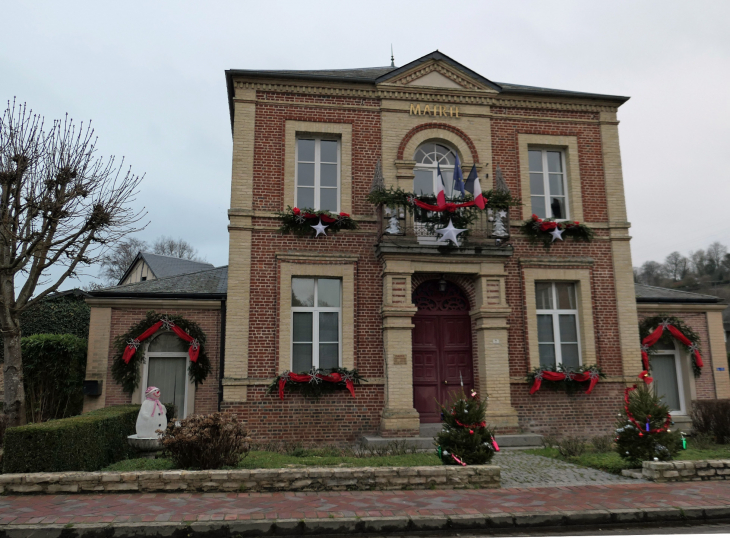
(496, 451, 644, 487)
(1, 481, 730, 536)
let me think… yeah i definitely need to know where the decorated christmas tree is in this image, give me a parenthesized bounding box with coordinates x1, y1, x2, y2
(615, 383, 682, 464)
(436, 389, 497, 466)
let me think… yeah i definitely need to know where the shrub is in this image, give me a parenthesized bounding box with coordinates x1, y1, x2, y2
(161, 412, 251, 469)
(436, 390, 496, 465)
(541, 434, 558, 449)
(164, 402, 176, 424)
(691, 400, 730, 443)
(3, 405, 139, 473)
(557, 437, 587, 457)
(0, 414, 6, 448)
(591, 435, 614, 453)
(22, 333, 87, 423)
(691, 432, 715, 450)
(615, 384, 681, 464)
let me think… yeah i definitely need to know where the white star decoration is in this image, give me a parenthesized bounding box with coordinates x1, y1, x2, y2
(498, 210, 508, 220)
(549, 227, 564, 242)
(435, 219, 466, 246)
(311, 218, 329, 237)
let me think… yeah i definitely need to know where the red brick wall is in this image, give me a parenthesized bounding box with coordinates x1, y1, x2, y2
(638, 311, 716, 400)
(104, 308, 222, 415)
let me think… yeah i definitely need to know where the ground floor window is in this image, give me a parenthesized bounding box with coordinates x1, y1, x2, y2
(535, 281, 581, 369)
(143, 331, 190, 418)
(291, 277, 341, 372)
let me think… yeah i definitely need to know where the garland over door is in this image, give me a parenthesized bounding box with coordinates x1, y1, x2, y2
(412, 280, 473, 423)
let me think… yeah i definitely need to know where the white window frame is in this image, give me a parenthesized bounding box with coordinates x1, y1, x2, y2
(535, 282, 582, 369)
(291, 278, 342, 371)
(141, 331, 192, 419)
(295, 137, 341, 212)
(529, 148, 570, 220)
(413, 142, 458, 197)
(651, 342, 686, 415)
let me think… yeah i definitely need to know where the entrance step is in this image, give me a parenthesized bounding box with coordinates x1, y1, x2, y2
(359, 428, 544, 450)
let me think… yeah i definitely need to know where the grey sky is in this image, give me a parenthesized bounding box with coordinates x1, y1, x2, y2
(2, 0, 728, 290)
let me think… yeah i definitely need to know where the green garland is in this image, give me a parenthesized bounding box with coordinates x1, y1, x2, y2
(526, 364, 606, 394)
(277, 207, 359, 237)
(639, 316, 703, 377)
(519, 214, 594, 249)
(366, 186, 521, 235)
(111, 311, 212, 394)
(267, 367, 366, 399)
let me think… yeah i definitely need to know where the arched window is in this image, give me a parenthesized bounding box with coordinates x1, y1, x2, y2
(413, 143, 458, 197)
(651, 338, 685, 414)
(142, 331, 191, 419)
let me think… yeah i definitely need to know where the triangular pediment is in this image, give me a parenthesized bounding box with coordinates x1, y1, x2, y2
(376, 52, 501, 93)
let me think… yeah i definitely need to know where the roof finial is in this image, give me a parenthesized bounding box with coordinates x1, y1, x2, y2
(390, 44, 395, 68)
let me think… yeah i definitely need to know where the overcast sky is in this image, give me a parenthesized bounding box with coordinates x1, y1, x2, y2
(2, 1, 729, 290)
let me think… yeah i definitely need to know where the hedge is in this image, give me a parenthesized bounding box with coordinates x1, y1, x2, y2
(3, 405, 140, 473)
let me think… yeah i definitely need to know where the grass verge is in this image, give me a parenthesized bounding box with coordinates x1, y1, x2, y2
(103, 450, 441, 472)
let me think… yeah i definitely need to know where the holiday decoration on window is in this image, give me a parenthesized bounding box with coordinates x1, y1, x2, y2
(277, 207, 358, 237)
(111, 311, 211, 394)
(268, 367, 365, 400)
(526, 364, 605, 395)
(436, 389, 497, 466)
(367, 186, 521, 236)
(638, 316, 703, 384)
(520, 214, 594, 249)
(614, 383, 681, 464)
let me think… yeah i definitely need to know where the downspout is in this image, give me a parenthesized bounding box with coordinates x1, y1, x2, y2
(218, 299, 226, 411)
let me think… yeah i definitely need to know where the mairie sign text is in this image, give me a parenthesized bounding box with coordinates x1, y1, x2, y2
(409, 104, 459, 117)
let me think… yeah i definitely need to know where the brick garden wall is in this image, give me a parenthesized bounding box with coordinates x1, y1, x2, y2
(104, 308, 222, 415)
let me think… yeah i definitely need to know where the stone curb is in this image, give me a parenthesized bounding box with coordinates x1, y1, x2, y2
(642, 459, 730, 482)
(1, 505, 729, 537)
(0, 465, 500, 494)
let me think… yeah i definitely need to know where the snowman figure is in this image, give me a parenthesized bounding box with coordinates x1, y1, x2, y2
(136, 386, 167, 438)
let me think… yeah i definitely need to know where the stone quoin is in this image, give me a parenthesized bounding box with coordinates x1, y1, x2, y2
(77, 51, 729, 444)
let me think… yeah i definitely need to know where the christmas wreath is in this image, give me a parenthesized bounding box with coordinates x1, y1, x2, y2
(526, 364, 605, 395)
(367, 186, 520, 234)
(519, 214, 594, 249)
(111, 311, 212, 394)
(277, 207, 358, 237)
(268, 367, 366, 400)
(638, 316, 704, 383)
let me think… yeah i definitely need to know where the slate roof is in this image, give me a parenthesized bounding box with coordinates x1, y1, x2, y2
(93, 266, 228, 299)
(118, 252, 214, 285)
(225, 51, 629, 127)
(634, 284, 724, 304)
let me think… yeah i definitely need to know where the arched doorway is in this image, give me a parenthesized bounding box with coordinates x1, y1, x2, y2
(412, 280, 473, 423)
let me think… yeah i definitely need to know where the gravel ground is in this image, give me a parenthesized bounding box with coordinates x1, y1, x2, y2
(494, 450, 645, 488)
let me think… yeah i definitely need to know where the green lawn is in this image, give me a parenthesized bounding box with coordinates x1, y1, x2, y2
(526, 443, 730, 474)
(103, 450, 441, 472)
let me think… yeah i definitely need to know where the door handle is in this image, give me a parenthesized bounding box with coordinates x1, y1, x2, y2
(444, 380, 448, 384)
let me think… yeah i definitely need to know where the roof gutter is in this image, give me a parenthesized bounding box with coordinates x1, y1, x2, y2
(635, 297, 721, 304)
(88, 292, 227, 300)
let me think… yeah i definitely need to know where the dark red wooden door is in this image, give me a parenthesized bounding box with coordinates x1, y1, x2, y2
(412, 281, 473, 423)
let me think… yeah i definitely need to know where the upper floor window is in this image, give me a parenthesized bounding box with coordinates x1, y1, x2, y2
(291, 277, 341, 372)
(535, 282, 581, 369)
(296, 138, 339, 212)
(529, 149, 568, 219)
(413, 143, 457, 197)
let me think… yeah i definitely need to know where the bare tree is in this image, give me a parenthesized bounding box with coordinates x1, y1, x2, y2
(689, 249, 710, 276)
(98, 237, 147, 285)
(0, 101, 145, 426)
(706, 242, 728, 274)
(638, 261, 664, 286)
(152, 236, 204, 261)
(663, 251, 689, 281)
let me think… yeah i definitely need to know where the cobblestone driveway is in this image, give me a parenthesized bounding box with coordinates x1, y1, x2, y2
(495, 450, 644, 488)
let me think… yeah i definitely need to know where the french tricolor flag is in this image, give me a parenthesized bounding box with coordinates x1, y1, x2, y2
(466, 165, 486, 209)
(436, 163, 447, 210)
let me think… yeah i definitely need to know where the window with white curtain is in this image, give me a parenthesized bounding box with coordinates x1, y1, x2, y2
(291, 277, 341, 372)
(529, 149, 568, 220)
(296, 138, 340, 212)
(144, 332, 189, 419)
(651, 339, 685, 414)
(535, 282, 581, 369)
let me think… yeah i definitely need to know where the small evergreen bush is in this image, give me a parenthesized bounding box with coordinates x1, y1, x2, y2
(22, 333, 87, 423)
(590, 435, 614, 453)
(691, 400, 730, 443)
(557, 437, 587, 457)
(161, 412, 251, 469)
(436, 390, 496, 465)
(3, 405, 139, 473)
(615, 384, 681, 465)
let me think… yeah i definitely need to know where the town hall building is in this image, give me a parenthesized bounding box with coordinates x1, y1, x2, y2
(82, 51, 730, 443)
